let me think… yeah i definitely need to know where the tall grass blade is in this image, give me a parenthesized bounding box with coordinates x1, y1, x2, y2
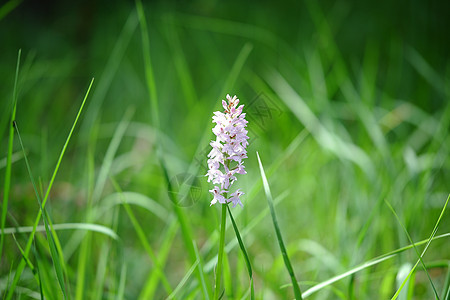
(391, 194, 449, 300)
(214, 204, 227, 299)
(0, 49, 21, 262)
(385, 200, 439, 298)
(31, 238, 45, 299)
(256, 152, 303, 299)
(297, 232, 450, 298)
(14, 122, 68, 298)
(167, 258, 199, 300)
(227, 205, 254, 300)
(5, 78, 94, 300)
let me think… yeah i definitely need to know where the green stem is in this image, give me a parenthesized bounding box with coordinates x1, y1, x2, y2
(214, 203, 227, 299)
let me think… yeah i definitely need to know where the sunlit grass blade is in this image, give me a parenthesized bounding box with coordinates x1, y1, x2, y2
(227, 205, 254, 300)
(14, 121, 68, 298)
(384, 199, 439, 298)
(5, 78, 94, 300)
(0, 49, 21, 262)
(294, 232, 450, 298)
(391, 194, 449, 300)
(1, 223, 119, 240)
(167, 258, 199, 300)
(256, 151, 303, 300)
(110, 177, 173, 295)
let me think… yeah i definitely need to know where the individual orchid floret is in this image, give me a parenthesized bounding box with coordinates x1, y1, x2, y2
(206, 94, 249, 207)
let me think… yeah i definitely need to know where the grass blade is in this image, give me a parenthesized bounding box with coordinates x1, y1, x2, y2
(256, 151, 303, 299)
(1, 223, 119, 240)
(227, 205, 254, 300)
(391, 194, 449, 300)
(0, 49, 21, 262)
(296, 232, 450, 298)
(5, 78, 94, 300)
(14, 122, 68, 298)
(214, 204, 227, 299)
(167, 259, 199, 300)
(384, 200, 439, 299)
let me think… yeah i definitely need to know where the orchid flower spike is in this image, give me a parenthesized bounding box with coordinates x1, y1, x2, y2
(206, 94, 249, 207)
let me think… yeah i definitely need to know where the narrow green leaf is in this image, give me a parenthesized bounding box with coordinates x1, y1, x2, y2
(167, 258, 199, 300)
(6, 78, 94, 300)
(14, 122, 67, 298)
(391, 194, 449, 300)
(31, 238, 45, 300)
(0, 49, 21, 262)
(227, 205, 254, 300)
(256, 151, 303, 300)
(385, 200, 439, 299)
(214, 204, 227, 299)
(296, 232, 450, 298)
(1, 223, 119, 240)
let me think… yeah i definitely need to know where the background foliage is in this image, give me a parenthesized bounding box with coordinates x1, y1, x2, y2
(1, 0, 449, 299)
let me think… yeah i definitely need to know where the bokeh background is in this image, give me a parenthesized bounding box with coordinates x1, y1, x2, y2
(1, 0, 449, 299)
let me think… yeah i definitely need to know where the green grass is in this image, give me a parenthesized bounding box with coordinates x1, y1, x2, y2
(1, 1, 449, 299)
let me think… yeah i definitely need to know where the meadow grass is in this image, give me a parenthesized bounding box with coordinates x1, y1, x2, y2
(1, 1, 449, 299)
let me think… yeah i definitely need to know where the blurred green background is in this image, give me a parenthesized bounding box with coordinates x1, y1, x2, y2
(1, 0, 449, 299)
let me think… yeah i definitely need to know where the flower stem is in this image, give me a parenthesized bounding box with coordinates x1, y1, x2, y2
(214, 203, 227, 299)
